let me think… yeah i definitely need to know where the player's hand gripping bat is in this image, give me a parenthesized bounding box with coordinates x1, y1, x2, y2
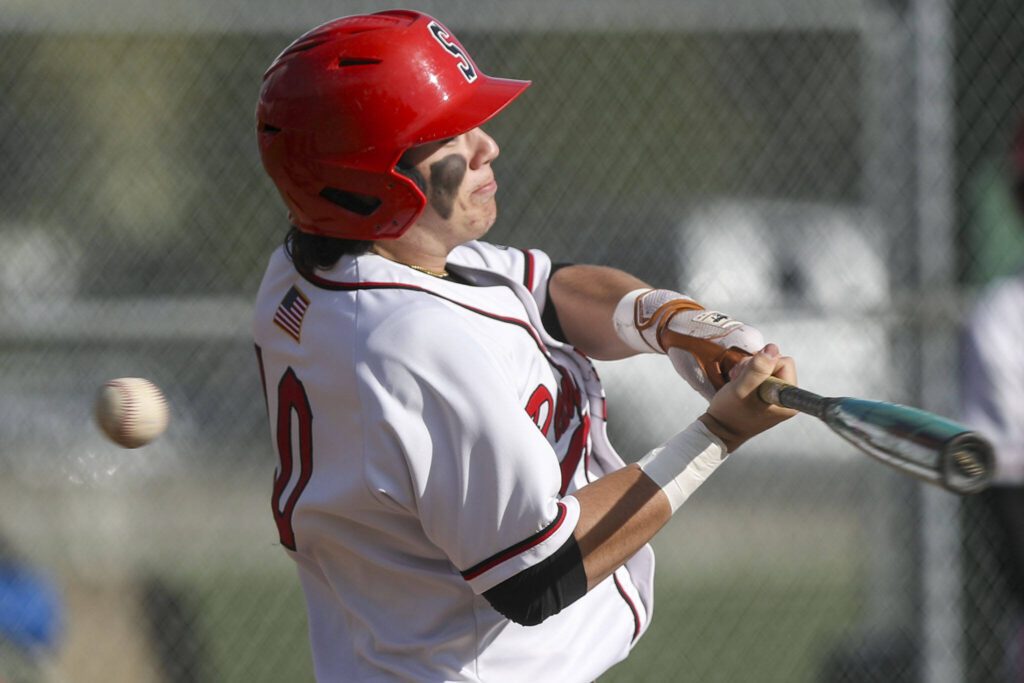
(661, 330, 995, 495)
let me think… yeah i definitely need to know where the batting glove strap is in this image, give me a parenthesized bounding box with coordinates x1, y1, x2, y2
(612, 288, 704, 354)
(637, 421, 728, 514)
(613, 289, 764, 400)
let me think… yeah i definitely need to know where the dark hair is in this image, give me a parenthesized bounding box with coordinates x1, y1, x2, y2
(284, 226, 372, 279)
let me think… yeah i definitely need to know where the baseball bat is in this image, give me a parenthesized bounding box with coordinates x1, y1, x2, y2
(673, 337, 996, 495)
(754, 375, 994, 495)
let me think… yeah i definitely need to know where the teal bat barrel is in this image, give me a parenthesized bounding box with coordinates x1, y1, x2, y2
(822, 397, 994, 494)
(756, 376, 994, 495)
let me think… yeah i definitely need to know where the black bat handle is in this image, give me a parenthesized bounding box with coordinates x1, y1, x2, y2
(718, 348, 828, 418)
(757, 376, 828, 419)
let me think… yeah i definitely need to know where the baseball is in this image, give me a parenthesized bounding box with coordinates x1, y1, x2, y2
(94, 377, 170, 449)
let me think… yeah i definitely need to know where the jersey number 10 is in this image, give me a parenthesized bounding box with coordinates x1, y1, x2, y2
(268, 365, 314, 551)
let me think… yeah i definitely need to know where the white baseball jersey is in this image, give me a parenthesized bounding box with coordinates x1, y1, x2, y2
(253, 240, 655, 682)
(962, 271, 1024, 484)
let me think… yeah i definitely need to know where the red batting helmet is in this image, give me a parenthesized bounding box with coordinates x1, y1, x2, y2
(257, 10, 530, 240)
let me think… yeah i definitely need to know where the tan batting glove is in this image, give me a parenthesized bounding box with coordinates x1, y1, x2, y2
(613, 288, 764, 401)
(699, 344, 797, 452)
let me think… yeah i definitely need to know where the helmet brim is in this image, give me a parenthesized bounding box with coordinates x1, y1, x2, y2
(410, 75, 531, 146)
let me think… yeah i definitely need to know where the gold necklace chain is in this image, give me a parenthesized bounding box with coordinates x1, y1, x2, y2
(372, 247, 449, 278)
(407, 263, 450, 278)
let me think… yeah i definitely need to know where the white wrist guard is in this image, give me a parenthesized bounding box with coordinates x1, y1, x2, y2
(637, 421, 728, 513)
(613, 288, 765, 401)
(612, 288, 703, 354)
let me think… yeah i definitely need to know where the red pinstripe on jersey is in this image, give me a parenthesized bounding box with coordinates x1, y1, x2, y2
(613, 574, 642, 642)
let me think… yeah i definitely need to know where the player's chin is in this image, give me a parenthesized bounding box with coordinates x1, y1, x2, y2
(465, 206, 498, 239)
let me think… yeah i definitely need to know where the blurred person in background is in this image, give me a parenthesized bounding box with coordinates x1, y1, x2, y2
(960, 112, 1024, 682)
(0, 534, 63, 683)
(252, 10, 797, 682)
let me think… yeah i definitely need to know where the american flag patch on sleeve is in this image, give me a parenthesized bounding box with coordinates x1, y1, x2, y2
(273, 286, 310, 342)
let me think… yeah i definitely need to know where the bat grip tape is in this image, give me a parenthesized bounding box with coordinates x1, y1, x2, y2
(759, 377, 827, 418)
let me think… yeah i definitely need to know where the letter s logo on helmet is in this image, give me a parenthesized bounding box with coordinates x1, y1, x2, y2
(256, 10, 530, 241)
(427, 21, 477, 83)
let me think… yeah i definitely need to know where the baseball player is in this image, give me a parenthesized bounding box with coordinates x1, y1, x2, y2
(252, 10, 797, 682)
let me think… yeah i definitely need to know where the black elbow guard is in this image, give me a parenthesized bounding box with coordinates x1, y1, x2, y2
(482, 535, 587, 626)
(541, 262, 573, 343)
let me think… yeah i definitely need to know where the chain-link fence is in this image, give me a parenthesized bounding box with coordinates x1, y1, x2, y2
(1, 1, 1023, 681)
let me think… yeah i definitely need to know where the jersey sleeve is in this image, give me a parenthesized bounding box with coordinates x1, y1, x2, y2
(448, 241, 555, 315)
(358, 302, 580, 594)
